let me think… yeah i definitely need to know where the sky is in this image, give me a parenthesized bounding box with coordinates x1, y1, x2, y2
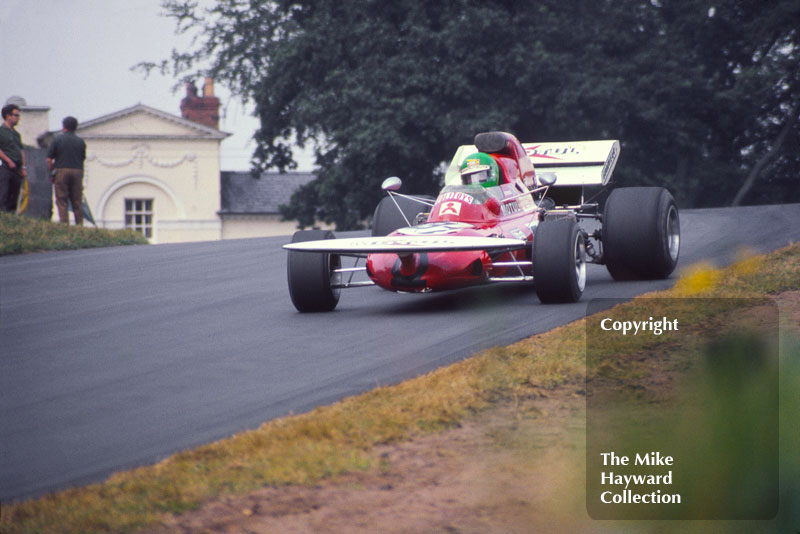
(0, 0, 312, 171)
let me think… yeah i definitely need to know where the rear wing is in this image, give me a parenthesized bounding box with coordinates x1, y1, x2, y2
(523, 140, 619, 187)
(444, 140, 619, 187)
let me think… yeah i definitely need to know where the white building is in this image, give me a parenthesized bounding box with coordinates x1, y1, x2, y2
(76, 102, 227, 243)
(20, 80, 317, 243)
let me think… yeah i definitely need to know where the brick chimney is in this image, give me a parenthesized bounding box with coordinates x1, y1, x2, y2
(180, 77, 221, 129)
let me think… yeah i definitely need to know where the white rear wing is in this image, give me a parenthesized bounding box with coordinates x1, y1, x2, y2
(523, 140, 619, 187)
(444, 140, 619, 187)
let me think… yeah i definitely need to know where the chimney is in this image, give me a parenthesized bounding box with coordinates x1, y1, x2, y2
(203, 77, 215, 97)
(180, 77, 221, 129)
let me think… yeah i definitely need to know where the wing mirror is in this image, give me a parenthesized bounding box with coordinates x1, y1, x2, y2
(538, 172, 557, 186)
(381, 177, 402, 192)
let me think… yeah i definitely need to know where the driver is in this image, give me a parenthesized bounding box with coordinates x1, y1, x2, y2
(460, 152, 500, 188)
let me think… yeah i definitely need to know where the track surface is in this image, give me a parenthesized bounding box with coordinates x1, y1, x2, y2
(1, 203, 799, 501)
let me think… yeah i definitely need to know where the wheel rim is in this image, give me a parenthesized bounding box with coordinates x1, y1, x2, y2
(575, 233, 587, 291)
(329, 254, 342, 298)
(666, 205, 680, 261)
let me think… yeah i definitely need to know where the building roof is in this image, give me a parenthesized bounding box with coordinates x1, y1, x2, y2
(76, 103, 230, 140)
(220, 171, 317, 215)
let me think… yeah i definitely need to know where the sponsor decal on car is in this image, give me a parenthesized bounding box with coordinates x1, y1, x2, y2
(501, 200, 520, 216)
(439, 201, 462, 217)
(601, 143, 619, 184)
(438, 191, 476, 204)
(382, 237, 468, 247)
(525, 143, 586, 160)
(396, 222, 472, 236)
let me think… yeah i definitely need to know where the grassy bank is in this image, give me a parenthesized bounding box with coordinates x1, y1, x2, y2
(0, 212, 147, 256)
(1, 242, 798, 533)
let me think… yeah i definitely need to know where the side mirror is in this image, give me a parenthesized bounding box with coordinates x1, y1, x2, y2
(538, 172, 557, 186)
(381, 176, 402, 192)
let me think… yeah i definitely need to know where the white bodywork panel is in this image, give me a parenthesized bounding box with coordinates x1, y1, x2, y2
(283, 235, 527, 254)
(444, 140, 619, 187)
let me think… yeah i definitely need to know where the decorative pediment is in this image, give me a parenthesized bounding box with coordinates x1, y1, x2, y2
(77, 103, 229, 140)
(85, 143, 201, 190)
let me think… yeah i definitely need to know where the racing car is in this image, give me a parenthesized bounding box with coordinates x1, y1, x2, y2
(283, 132, 680, 312)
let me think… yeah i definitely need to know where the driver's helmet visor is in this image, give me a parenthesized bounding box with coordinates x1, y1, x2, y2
(460, 164, 493, 186)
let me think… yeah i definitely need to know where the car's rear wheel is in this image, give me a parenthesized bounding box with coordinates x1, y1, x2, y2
(371, 195, 433, 236)
(533, 218, 586, 303)
(287, 229, 341, 312)
(602, 187, 680, 281)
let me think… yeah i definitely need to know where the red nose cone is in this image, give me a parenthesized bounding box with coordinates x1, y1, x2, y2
(398, 253, 419, 276)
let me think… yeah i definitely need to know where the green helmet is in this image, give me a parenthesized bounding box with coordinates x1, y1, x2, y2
(460, 152, 500, 188)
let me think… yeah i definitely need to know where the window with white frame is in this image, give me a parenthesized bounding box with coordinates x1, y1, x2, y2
(125, 199, 154, 238)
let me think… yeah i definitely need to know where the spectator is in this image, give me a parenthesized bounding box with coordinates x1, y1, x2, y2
(47, 116, 87, 225)
(0, 103, 27, 212)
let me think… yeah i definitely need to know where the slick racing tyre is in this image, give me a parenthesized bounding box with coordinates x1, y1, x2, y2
(371, 195, 433, 236)
(533, 218, 587, 303)
(603, 187, 680, 281)
(287, 229, 341, 312)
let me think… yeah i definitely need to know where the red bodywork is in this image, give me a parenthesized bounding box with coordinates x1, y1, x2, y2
(366, 133, 542, 292)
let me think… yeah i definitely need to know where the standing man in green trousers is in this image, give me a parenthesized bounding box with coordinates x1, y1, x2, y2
(47, 116, 87, 225)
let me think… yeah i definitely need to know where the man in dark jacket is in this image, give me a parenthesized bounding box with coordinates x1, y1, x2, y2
(47, 116, 87, 225)
(0, 104, 27, 212)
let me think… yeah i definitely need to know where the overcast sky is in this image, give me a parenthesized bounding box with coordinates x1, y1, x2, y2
(1, 0, 311, 171)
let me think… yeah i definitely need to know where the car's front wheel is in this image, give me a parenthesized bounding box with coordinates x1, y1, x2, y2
(287, 229, 341, 312)
(532, 218, 586, 303)
(371, 195, 433, 236)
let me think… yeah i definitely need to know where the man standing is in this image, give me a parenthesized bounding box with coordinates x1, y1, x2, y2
(0, 104, 27, 212)
(47, 116, 87, 225)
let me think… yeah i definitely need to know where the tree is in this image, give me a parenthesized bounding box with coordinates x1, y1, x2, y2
(144, 0, 799, 229)
(641, 0, 800, 208)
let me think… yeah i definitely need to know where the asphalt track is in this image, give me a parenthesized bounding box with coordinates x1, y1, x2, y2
(1, 203, 799, 502)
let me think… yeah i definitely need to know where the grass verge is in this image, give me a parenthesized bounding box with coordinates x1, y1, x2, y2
(0, 212, 147, 255)
(1, 242, 798, 533)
